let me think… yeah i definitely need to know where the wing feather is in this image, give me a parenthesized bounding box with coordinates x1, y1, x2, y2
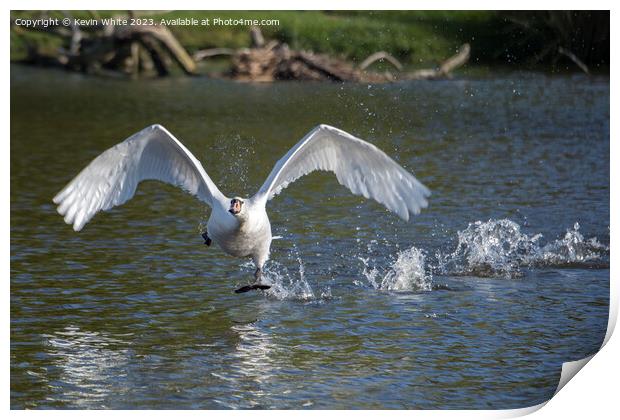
(254, 124, 430, 221)
(53, 124, 224, 231)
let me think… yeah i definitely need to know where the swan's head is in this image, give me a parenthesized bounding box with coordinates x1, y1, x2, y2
(229, 197, 245, 216)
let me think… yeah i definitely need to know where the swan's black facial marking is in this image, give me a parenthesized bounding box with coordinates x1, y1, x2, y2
(229, 198, 243, 215)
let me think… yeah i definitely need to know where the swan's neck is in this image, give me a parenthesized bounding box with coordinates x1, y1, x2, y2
(234, 212, 250, 228)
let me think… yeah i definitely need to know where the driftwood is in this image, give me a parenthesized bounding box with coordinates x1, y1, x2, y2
(229, 43, 389, 82)
(409, 43, 471, 80)
(13, 16, 470, 82)
(115, 24, 196, 74)
(226, 27, 469, 83)
(558, 46, 590, 74)
(225, 27, 384, 82)
(13, 12, 196, 77)
(229, 41, 469, 82)
(193, 48, 235, 62)
(359, 51, 403, 71)
(250, 26, 265, 48)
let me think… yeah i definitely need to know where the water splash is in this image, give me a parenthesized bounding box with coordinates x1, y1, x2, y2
(532, 222, 609, 267)
(237, 219, 607, 299)
(359, 246, 432, 292)
(262, 259, 316, 301)
(237, 257, 316, 301)
(436, 219, 608, 278)
(436, 219, 539, 278)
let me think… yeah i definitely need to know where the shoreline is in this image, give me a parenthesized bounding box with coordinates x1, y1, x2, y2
(11, 10, 609, 78)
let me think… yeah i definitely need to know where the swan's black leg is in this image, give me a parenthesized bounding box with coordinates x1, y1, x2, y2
(201, 230, 212, 246)
(234, 284, 271, 293)
(234, 267, 271, 294)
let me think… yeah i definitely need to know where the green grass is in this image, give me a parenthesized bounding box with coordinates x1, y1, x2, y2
(164, 10, 506, 66)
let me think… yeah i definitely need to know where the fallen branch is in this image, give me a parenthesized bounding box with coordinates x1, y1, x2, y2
(139, 34, 171, 76)
(62, 11, 82, 55)
(359, 51, 403, 71)
(116, 25, 196, 74)
(14, 14, 197, 77)
(408, 43, 470, 80)
(250, 26, 265, 48)
(558, 46, 590, 74)
(193, 48, 235, 62)
(14, 17, 471, 83)
(439, 43, 470, 76)
(296, 51, 358, 82)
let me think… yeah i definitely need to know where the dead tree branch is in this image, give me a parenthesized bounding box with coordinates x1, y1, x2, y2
(193, 48, 235, 62)
(14, 15, 197, 77)
(409, 43, 470, 80)
(558, 46, 590, 74)
(359, 51, 403, 71)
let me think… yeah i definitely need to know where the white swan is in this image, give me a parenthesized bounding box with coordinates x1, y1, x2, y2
(53, 124, 430, 292)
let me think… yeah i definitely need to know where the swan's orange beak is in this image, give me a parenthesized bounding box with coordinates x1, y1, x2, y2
(229, 199, 242, 215)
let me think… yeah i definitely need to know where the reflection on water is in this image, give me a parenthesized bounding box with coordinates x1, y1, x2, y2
(43, 326, 132, 408)
(11, 66, 609, 409)
(212, 323, 278, 408)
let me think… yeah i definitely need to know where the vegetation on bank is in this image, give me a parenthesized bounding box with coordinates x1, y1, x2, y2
(11, 10, 609, 73)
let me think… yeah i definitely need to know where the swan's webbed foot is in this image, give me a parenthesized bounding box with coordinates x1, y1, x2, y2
(201, 230, 212, 246)
(234, 267, 270, 294)
(234, 284, 271, 293)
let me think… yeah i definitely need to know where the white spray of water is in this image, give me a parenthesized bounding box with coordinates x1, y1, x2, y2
(360, 247, 432, 292)
(436, 219, 539, 278)
(436, 219, 608, 278)
(263, 258, 316, 301)
(239, 219, 607, 300)
(533, 222, 608, 266)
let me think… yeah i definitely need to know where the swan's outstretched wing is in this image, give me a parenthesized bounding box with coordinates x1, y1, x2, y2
(53, 124, 225, 231)
(255, 124, 430, 221)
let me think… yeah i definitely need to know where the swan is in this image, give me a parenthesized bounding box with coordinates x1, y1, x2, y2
(53, 124, 430, 293)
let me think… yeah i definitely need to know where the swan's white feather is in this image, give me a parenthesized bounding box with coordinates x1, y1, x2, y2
(53, 124, 224, 231)
(254, 124, 430, 221)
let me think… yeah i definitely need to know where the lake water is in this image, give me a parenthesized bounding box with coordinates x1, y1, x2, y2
(10, 65, 609, 409)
